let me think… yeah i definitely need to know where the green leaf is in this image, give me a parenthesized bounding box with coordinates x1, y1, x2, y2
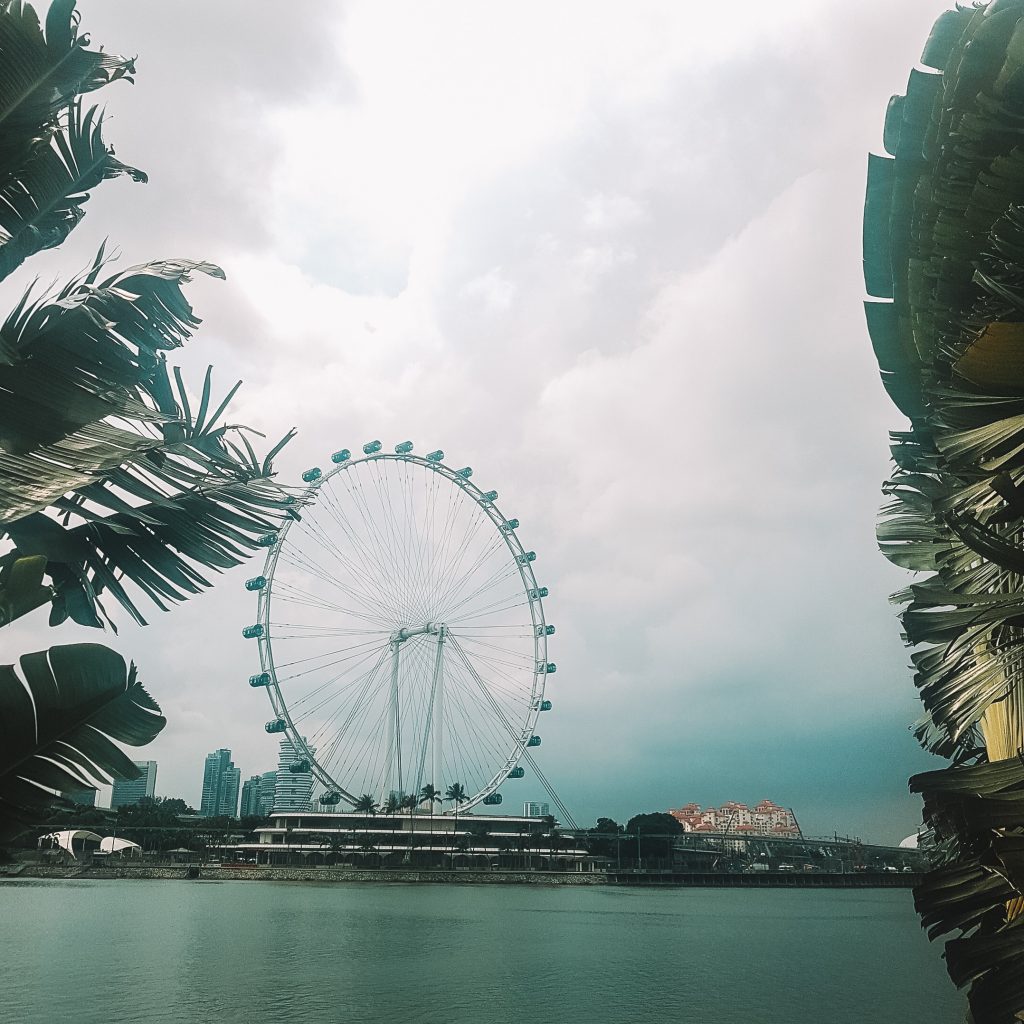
(0, 549, 48, 625)
(0, 643, 164, 839)
(0, 100, 146, 282)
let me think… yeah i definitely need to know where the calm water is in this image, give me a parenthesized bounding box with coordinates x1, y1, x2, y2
(0, 879, 962, 1024)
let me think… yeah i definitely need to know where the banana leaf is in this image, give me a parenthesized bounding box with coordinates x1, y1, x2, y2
(0, 643, 163, 839)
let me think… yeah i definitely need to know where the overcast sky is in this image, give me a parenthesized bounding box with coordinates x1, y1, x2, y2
(2, 0, 963, 842)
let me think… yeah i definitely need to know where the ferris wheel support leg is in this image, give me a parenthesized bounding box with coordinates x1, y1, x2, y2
(386, 639, 402, 800)
(431, 627, 446, 790)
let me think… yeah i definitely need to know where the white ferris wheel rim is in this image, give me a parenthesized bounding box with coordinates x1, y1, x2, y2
(249, 445, 551, 813)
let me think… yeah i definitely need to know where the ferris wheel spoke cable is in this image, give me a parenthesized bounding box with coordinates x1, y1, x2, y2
(444, 685, 508, 798)
(404, 464, 437, 615)
(274, 635, 392, 676)
(448, 635, 571, 824)
(439, 565, 523, 625)
(282, 516, 382, 597)
(330, 476, 406, 618)
(319, 667, 391, 782)
(288, 645, 392, 716)
(445, 641, 533, 695)
(428, 485, 466, 606)
(291, 512, 398, 620)
(316, 485, 401, 607)
(433, 536, 515, 622)
(428, 510, 497, 616)
(371, 461, 415, 581)
(448, 595, 531, 625)
(279, 543, 398, 624)
(453, 633, 537, 667)
(272, 578, 388, 627)
(273, 588, 386, 622)
(381, 460, 426, 615)
(353, 469, 411, 605)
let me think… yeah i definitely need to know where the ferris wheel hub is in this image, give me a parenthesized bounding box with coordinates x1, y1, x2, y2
(390, 622, 446, 644)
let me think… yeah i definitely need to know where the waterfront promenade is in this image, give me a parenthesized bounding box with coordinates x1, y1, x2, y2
(1, 861, 920, 887)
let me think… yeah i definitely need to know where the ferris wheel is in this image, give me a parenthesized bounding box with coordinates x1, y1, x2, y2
(242, 440, 555, 813)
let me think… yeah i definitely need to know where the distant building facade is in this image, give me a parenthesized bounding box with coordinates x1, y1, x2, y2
(62, 787, 97, 807)
(668, 800, 800, 838)
(274, 738, 316, 812)
(200, 749, 241, 817)
(258, 771, 277, 816)
(524, 801, 550, 818)
(111, 761, 157, 809)
(240, 776, 263, 817)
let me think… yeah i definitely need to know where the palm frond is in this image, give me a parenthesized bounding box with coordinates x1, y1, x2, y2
(0, 100, 145, 281)
(0, 0, 136, 187)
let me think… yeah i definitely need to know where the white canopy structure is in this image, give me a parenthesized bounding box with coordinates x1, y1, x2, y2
(98, 836, 141, 856)
(38, 830, 102, 859)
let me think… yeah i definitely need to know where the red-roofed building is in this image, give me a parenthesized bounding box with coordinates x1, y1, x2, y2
(668, 799, 800, 837)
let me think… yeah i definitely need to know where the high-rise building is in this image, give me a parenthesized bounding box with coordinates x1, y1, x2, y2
(274, 737, 316, 812)
(111, 762, 157, 809)
(524, 801, 550, 818)
(258, 771, 277, 816)
(200, 749, 241, 817)
(240, 775, 262, 817)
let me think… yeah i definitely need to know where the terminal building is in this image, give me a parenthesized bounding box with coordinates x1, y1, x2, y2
(218, 809, 597, 871)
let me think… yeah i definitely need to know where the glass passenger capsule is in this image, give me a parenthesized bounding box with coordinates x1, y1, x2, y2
(535, 624, 555, 636)
(507, 767, 525, 779)
(242, 624, 264, 639)
(302, 467, 322, 483)
(331, 449, 351, 464)
(501, 519, 520, 532)
(546, 663, 557, 674)
(481, 490, 498, 502)
(256, 533, 278, 547)
(483, 793, 503, 805)
(245, 576, 267, 591)
(363, 440, 382, 454)
(319, 791, 342, 805)
(540, 700, 552, 711)
(288, 759, 310, 773)
(426, 450, 444, 462)
(527, 735, 542, 747)
(517, 551, 537, 564)
(395, 441, 414, 454)
(249, 672, 271, 687)
(265, 719, 287, 733)
(455, 466, 473, 479)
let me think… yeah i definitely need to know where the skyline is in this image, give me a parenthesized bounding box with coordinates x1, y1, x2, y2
(0, 0, 966, 844)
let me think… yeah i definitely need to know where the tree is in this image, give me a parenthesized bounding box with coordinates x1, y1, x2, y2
(382, 791, 401, 860)
(419, 784, 441, 864)
(626, 813, 681, 868)
(445, 782, 467, 866)
(0, 1, 294, 841)
(864, 5, 1024, 1015)
(399, 793, 418, 864)
(351, 796, 378, 863)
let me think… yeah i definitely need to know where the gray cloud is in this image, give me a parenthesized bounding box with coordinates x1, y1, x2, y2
(1, 0, 960, 842)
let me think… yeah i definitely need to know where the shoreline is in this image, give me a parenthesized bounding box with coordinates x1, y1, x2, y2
(0, 863, 920, 888)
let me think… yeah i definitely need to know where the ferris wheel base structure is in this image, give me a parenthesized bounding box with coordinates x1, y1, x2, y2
(244, 438, 558, 816)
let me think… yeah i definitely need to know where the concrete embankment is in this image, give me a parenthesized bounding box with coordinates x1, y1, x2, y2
(3, 863, 604, 885)
(1, 863, 920, 887)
